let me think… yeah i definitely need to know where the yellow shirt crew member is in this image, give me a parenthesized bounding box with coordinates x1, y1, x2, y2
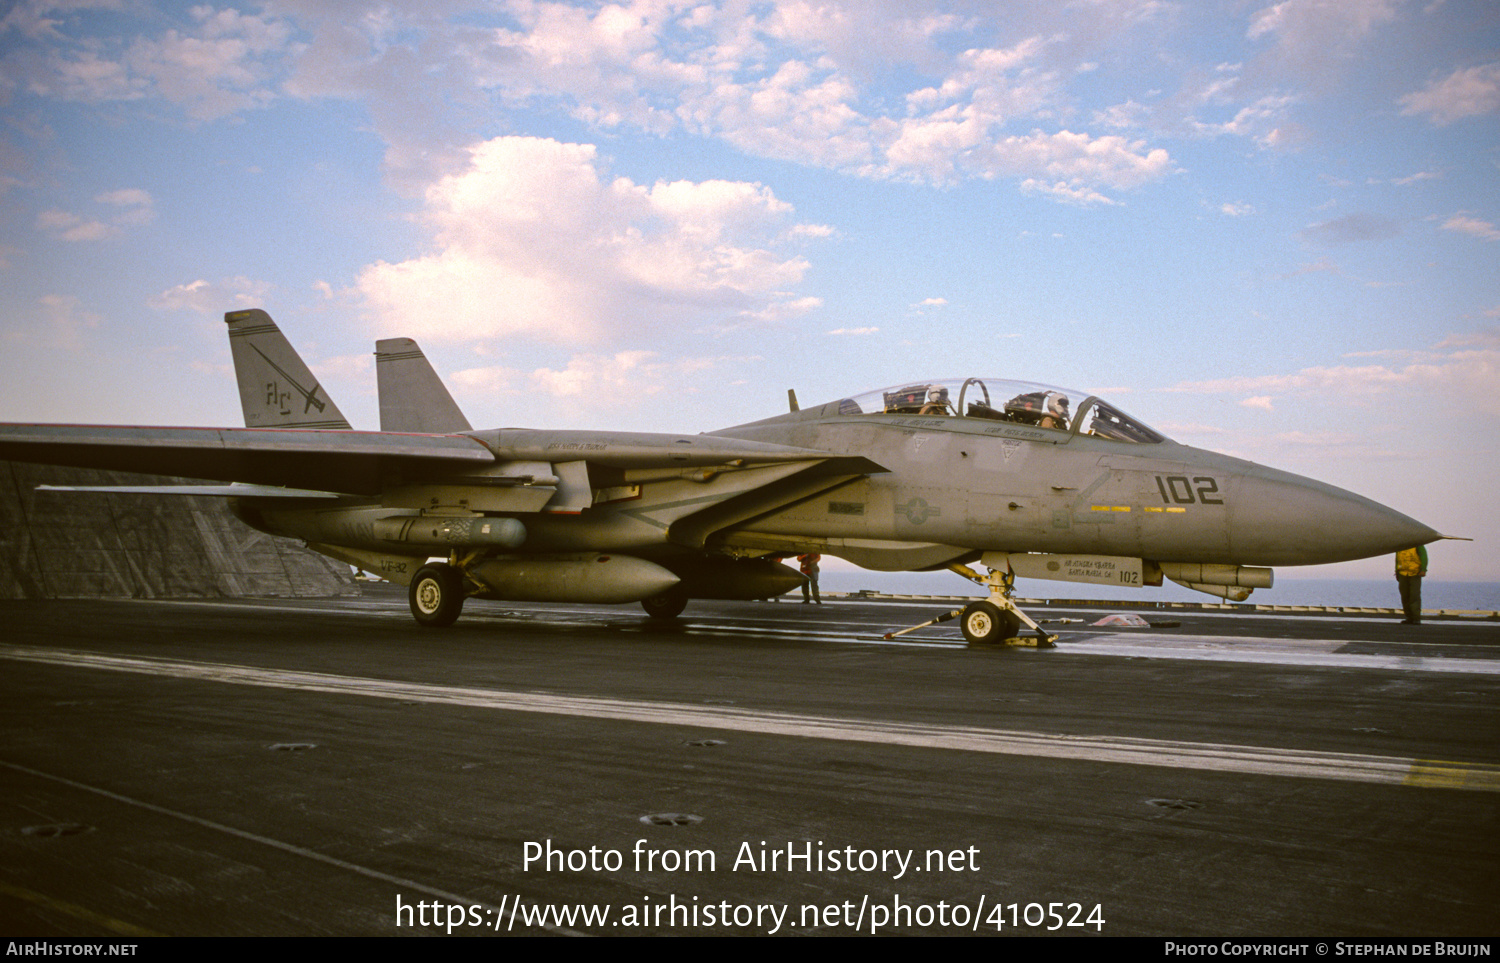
(1395, 546, 1428, 625)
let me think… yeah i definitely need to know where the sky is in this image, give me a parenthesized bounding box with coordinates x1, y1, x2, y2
(1, 0, 1496, 583)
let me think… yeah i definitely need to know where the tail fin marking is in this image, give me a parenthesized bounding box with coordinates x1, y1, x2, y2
(225, 309, 350, 430)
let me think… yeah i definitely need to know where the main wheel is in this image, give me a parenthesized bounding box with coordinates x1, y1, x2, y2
(960, 600, 1021, 644)
(641, 590, 688, 620)
(409, 563, 465, 628)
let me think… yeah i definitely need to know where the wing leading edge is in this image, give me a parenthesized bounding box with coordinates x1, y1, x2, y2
(0, 424, 495, 496)
(0, 423, 872, 500)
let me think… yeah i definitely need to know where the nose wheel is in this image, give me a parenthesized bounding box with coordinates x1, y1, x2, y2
(882, 564, 1056, 647)
(959, 600, 1022, 644)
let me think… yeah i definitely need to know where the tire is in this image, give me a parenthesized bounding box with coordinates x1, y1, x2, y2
(409, 564, 464, 628)
(641, 590, 688, 620)
(961, 600, 1021, 644)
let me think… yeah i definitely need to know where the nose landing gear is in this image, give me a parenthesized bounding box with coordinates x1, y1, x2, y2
(881, 563, 1057, 648)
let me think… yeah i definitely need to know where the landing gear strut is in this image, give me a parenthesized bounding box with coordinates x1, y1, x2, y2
(883, 563, 1057, 647)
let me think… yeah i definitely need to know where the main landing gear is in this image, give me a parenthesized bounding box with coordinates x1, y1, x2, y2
(882, 563, 1057, 648)
(409, 562, 465, 628)
(640, 589, 688, 620)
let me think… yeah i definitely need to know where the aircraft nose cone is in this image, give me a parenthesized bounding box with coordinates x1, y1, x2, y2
(1232, 471, 1439, 566)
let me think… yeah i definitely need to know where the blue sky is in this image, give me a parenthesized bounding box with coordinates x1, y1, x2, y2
(2, 0, 1495, 581)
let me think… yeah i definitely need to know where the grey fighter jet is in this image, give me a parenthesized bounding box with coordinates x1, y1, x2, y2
(0, 310, 1441, 642)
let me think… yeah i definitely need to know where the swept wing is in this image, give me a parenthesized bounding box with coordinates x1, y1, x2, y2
(0, 423, 867, 498)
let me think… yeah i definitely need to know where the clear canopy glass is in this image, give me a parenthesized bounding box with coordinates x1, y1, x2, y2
(828, 378, 1165, 444)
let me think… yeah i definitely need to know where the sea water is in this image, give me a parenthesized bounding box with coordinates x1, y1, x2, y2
(815, 569, 1500, 611)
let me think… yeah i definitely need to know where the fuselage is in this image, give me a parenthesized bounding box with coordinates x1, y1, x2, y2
(236, 376, 1438, 579)
(713, 410, 1433, 568)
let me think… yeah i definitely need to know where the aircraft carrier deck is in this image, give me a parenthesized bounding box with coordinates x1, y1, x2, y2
(2, 587, 1497, 937)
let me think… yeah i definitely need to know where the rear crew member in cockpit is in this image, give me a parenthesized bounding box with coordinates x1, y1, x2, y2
(1039, 392, 1070, 430)
(919, 385, 951, 416)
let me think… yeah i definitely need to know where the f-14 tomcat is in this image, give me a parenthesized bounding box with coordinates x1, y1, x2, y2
(0, 310, 1440, 643)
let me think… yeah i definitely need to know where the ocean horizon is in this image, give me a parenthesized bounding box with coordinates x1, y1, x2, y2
(814, 570, 1500, 613)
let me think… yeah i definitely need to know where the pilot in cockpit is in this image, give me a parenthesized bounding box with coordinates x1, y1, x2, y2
(1039, 392, 1070, 430)
(920, 384, 952, 416)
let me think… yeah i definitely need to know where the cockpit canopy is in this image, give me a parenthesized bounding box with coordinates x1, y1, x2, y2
(830, 377, 1165, 444)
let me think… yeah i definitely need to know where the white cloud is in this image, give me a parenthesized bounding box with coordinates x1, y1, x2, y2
(95, 187, 151, 207)
(40, 293, 99, 340)
(1399, 62, 1500, 125)
(1387, 170, 1440, 186)
(761, 0, 966, 75)
(94, 187, 153, 226)
(1257, 123, 1309, 150)
(1247, 0, 1399, 43)
(15, 5, 294, 121)
(35, 186, 155, 240)
(1021, 178, 1117, 206)
(1093, 99, 1152, 130)
(1168, 334, 1500, 416)
(688, 59, 877, 172)
(451, 349, 756, 416)
(529, 351, 664, 398)
(474, 3, 1174, 197)
(784, 222, 836, 240)
(1221, 201, 1255, 216)
(1434, 329, 1500, 350)
(126, 7, 293, 120)
(7, 3, 1183, 199)
(149, 276, 271, 314)
(1004, 131, 1174, 190)
(311, 352, 374, 383)
(1298, 212, 1402, 245)
(1276, 256, 1340, 279)
(1154, 421, 1229, 436)
(739, 296, 824, 323)
(1188, 94, 1297, 145)
(36, 208, 111, 241)
(1240, 395, 1274, 410)
(36, 48, 144, 102)
(827, 326, 878, 335)
(1441, 214, 1500, 242)
(1270, 429, 1356, 446)
(1171, 365, 1404, 395)
(6, 293, 103, 349)
(1264, 430, 1412, 461)
(1246, 0, 1400, 76)
(355, 136, 824, 345)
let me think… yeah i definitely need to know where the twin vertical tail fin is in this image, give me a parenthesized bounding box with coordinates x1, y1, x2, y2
(225, 310, 470, 435)
(375, 338, 472, 434)
(225, 309, 350, 430)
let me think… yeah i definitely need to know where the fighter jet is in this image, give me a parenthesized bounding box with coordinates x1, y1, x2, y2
(0, 310, 1440, 643)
